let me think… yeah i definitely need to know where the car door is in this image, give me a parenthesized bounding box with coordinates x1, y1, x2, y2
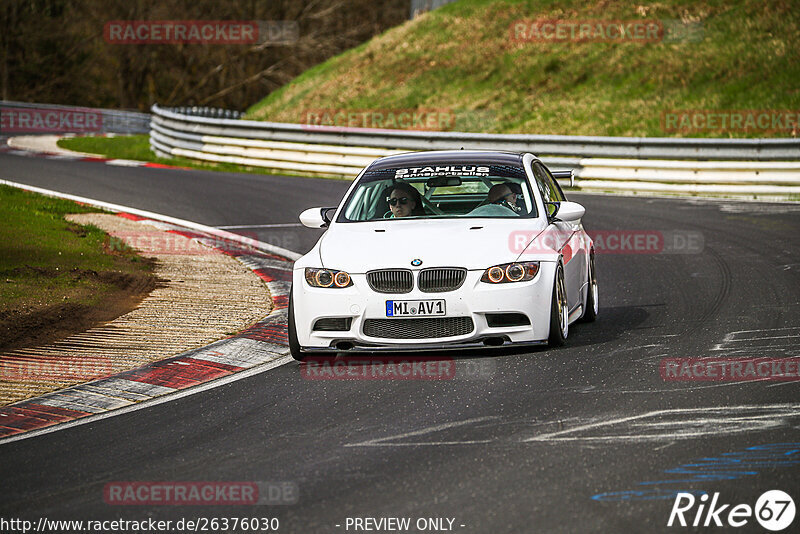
(532, 162, 585, 313)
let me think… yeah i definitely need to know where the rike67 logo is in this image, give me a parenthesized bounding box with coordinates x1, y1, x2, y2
(668, 490, 795, 531)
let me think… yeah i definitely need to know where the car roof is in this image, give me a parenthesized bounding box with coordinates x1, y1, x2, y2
(366, 150, 525, 171)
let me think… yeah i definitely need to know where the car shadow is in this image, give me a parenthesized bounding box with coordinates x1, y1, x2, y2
(558, 304, 656, 349)
(291, 304, 654, 373)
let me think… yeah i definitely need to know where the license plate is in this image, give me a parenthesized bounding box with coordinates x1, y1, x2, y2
(386, 299, 446, 317)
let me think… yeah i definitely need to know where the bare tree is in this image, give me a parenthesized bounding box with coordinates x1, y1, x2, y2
(1, 0, 408, 110)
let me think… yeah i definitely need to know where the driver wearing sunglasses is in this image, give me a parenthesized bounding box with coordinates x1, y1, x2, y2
(386, 183, 425, 218)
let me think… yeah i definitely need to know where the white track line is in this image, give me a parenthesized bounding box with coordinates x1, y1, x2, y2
(523, 403, 800, 443)
(345, 416, 500, 447)
(0, 179, 302, 260)
(217, 223, 303, 229)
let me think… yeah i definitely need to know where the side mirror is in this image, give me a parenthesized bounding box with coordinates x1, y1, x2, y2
(299, 207, 336, 228)
(550, 201, 585, 222)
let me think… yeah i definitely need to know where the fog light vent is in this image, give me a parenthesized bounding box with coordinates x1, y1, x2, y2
(486, 313, 530, 328)
(313, 317, 352, 331)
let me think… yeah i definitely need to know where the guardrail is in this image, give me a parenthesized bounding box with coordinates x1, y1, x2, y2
(1, 100, 150, 135)
(150, 104, 800, 198)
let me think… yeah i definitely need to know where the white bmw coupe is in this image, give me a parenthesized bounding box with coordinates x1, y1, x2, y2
(289, 150, 597, 360)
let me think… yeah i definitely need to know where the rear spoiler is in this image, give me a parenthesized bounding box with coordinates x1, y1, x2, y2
(551, 170, 574, 188)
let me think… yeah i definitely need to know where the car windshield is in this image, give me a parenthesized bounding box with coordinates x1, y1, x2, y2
(337, 163, 538, 222)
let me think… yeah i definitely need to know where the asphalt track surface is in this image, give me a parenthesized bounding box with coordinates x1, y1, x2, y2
(2, 150, 800, 533)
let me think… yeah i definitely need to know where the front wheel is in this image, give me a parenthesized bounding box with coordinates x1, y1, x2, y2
(548, 264, 568, 346)
(581, 250, 598, 323)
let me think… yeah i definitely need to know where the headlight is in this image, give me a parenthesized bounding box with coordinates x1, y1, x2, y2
(480, 262, 539, 284)
(305, 268, 353, 288)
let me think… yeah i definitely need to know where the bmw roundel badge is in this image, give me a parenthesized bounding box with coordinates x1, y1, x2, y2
(411, 259, 422, 266)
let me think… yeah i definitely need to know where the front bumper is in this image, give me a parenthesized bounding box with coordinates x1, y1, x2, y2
(298, 339, 549, 354)
(292, 263, 556, 351)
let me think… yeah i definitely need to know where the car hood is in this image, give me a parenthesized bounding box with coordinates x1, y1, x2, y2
(317, 218, 549, 272)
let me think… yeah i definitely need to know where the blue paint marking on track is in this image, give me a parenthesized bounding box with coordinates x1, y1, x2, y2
(591, 443, 800, 501)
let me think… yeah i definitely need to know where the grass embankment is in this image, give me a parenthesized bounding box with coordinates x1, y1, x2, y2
(57, 0, 798, 181)
(0, 185, 156, 349)
(246, 0, 800, 138)
(59, 135, 156, 161)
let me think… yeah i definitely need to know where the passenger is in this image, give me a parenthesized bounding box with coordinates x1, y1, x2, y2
(507, 182, 525, 213)
(487, 183, 520, 213)
(387, 182, 426, 217)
